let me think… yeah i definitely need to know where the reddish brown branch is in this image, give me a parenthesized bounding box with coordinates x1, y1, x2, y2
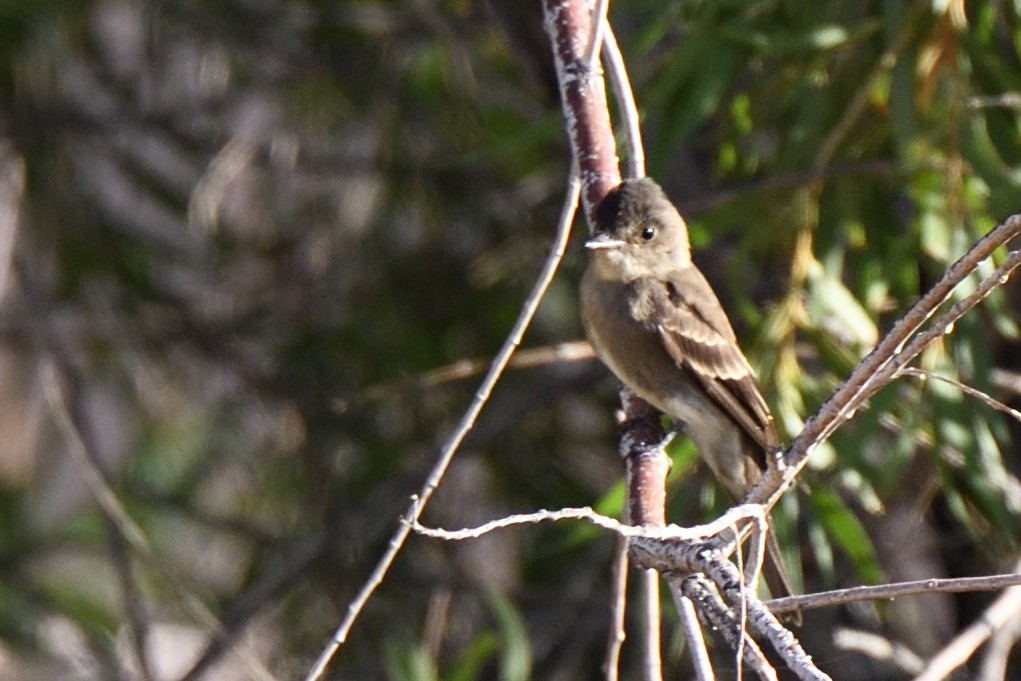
(542, 0, 620, 224)
(619, 390, 669, 527)
(543, 1, 666, 531)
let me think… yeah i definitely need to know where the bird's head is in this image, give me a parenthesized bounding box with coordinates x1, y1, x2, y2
(586, 178, 691, 281)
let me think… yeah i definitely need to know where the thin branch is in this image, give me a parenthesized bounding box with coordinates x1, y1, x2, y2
(603, 536, 629, 681)
(671, 583, 715, 681)
(768, 573, 1021, 617)
(991, 368, 1021, 398)
(411, 504, 769, 543)
(618, 389, 670, 528)
(899, 367, 1021, 424)
(545, 5, 665, 678)
(411, 496, 1021, 669)
(602, 24, 644, 179)
(18, 254, 278, 681)
(179, 537, 324, 681)
(641, 570, 663, 681)
(333, 341, 595, 413)
(763, 212, 1021, 508)
(584, 0, 609, 65)
(833, 629, 925, 675)
(914, 556, 1021, 681)
(814, 19, 915, 167)
(302, 172, 582, 681)
(966, 93, 1021, 110)
(39, 360, 279, 681)
(699, 554, 828, 681)
(106, 520, 155, 681)
(680, 159, 912, 215)
(679, 575, 776, 681)
(978, 604, 1021, 681)
(617, 388, 668, 677)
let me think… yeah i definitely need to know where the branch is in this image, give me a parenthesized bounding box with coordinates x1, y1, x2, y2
(757, 212, 1021, 508)
(542, 0, 620, 224)
(303, 171, 582, 681)
(671, 584, 714, 681)
(768, 572, 1021, 619)
(679, 575, 776, 681)
(543, 3, 667, 677)
(603, 536, 629, 681)
(913, 555, 1021, 681)
(631, 537, 831, 680)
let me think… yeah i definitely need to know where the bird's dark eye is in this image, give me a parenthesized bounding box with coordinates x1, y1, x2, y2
(640, 225, 656, 241)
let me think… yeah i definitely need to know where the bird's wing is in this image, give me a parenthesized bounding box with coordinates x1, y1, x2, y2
(640, 270, 779, 454)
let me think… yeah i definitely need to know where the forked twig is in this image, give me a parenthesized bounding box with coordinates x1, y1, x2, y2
(760, 213, 1021, 508)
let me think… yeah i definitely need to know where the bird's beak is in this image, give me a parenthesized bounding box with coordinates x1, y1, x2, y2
(585, 233, 626, 250)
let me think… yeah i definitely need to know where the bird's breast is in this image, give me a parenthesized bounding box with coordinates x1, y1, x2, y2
(579, 270, 763, 495)
(581, 274, 698, 416)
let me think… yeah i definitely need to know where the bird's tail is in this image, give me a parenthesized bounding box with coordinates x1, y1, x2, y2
(762, 529, 801, 625)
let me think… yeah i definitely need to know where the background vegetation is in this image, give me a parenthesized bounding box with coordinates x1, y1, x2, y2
(0, 0, 1020, 679)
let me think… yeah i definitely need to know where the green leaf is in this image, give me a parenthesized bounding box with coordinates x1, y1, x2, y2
(807, 258, 879, 349)
(722, 24, 856, 53)
(642, 30, 748, 175)
(383, 640, 438, 681)
(446, 633, 500, 681)
(486, 590, 532, 681)
(810, 486, 883, 584)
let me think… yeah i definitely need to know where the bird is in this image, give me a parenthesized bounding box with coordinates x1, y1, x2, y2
(579, 176, 797, 610)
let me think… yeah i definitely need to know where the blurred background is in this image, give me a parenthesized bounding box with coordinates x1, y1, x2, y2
(1, 0, 1020, 679)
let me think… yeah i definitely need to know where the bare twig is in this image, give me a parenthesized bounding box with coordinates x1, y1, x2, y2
(411, 501, 1021, 596)
(583, 0, 609, 65)
(618, 388, 670, 529)
(603, 536, 629, 681)
(966, 93, 1021, 110)
(106, 521, 155, 681)
(180, 537, 324, 681)
(914, 556, 1021, 681)
(543, 0, 621, 222)
(679, 575, 776, 681)
(601, 24, 644, 179)
(641, 570, 662, 681)
(40, 354, 279, 681)
(303, 171, 582, 681)
(546, 3, 665, 676)
(671, 583, 715, 681)
(814, 19, 915, 168)
(332, 341, 595, 413)
(833, 629, 925, 675)
(978, 603, 1021, 681)
(700, 554, 829, 681)
(764, 213, 1021, 508)
(899, 367, 1021, 424)
(18, 253, 279, 681)
(412, 504, 768, 543)
(768, 572, 1021, 617)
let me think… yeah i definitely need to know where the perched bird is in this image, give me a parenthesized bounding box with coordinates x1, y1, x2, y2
(580, 177, 796, 607)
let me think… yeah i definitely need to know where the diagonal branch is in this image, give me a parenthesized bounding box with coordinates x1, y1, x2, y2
(303, 170, 582, 681)
(756, 212, 1021, 508)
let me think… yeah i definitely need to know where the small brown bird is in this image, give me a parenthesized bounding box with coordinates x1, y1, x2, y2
(580, 177, 796, 606)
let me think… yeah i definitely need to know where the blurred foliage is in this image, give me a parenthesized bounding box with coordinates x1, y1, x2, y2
(0, 0, 1019, 679)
